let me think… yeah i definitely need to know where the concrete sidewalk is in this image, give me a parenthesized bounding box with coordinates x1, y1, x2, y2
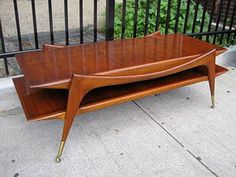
(0, 0, 107, 36)
(0, 56, 236, 177)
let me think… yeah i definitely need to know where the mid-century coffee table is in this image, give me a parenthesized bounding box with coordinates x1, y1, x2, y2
(13, 32, 228, 162)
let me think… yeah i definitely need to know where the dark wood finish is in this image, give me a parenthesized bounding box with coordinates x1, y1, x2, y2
(13, 32, 228, 162)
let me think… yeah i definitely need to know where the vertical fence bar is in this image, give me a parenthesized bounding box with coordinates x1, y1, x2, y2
(133, 0, 138, 38)
(227, 2, 236, 42)
(94, 0, 97, 42)
(144, 0, 150, 35)
(155, 0, 161, 31)
(0, 19, 9, 75)
(64, 0, 69, 45)
(199, 0, 207, 39)
(192, 0, 199, 33)
(165, 0, 171, 34)
(13, 0, 22, 51)
(48, 0, 54, 44)
(219, 0, 231, 44)
(106, 0, 115, 41)
(79, 0, 84, 44)
(183, 0, 190, 34)
(174, 0, 181, 33)
(121, 0, 127, 38)
(31, 0, 39, 49)
(206, 0, 216, 42)
(213, 0, 223, 44)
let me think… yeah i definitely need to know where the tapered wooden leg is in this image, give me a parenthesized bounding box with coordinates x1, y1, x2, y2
(211, 95, 215, 109)
(55, 114, 76, 163)
(206, 60, 216, 109)
(55, 75, 88, 163)
(55, 110, 79, 163)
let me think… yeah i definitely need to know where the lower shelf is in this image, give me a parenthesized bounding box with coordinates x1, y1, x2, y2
(13, 65, 228, 121)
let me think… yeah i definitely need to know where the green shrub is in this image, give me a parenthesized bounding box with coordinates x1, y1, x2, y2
(113, 0, 210, 38)
(101, 0, 235, 46)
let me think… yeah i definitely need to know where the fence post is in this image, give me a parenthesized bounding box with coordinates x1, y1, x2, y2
(0, 19, 9, 75)
(106, 0, 115, 41)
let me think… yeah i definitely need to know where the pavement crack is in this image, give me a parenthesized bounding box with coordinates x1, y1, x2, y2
(133, 101, 184, 148)
(133, 100, 220, 177)
(81, 145, 102, 177)
(186, 149, 220, 177)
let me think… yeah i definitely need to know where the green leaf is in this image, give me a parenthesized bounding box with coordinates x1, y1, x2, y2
(100, 0, 235, 46)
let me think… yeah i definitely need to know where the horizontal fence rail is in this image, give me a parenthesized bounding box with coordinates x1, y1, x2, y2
(0, 0, 235, 76)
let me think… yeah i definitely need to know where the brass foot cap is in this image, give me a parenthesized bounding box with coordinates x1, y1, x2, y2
(55, 157, 61, 163)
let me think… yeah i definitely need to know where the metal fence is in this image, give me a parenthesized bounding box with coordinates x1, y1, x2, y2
(0, 0, 236, 76)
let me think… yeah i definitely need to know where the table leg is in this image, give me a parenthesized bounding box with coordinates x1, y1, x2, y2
(207, 59, 216, 109)
(55, 141, 65, 163)
(55, 76, 87, 163)
(55, 113, 76, 163)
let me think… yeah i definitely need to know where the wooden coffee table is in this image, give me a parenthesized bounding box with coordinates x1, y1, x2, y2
(13, 32, 228, 162)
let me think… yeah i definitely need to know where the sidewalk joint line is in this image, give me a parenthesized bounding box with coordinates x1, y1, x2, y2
(133, 100, 220, 177)
(133, 100, 184, 148)
(186, 149, 220, 177)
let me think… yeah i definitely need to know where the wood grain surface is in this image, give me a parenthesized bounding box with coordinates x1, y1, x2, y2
(16, 33, 226, 89)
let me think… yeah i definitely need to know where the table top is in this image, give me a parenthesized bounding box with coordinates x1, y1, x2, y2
(16, 33, 226, 89)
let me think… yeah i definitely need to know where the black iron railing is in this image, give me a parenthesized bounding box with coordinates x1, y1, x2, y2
(0, 0, 235, 76)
